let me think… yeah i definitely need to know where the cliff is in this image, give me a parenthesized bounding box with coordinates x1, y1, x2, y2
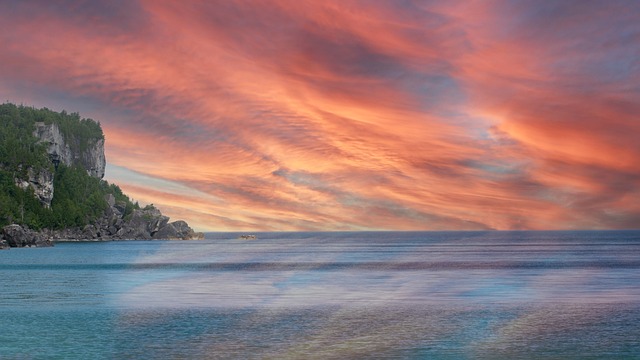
(0, 103, 204, 248)
(34, 122, 106, 179)
(15, 122, 105, 207)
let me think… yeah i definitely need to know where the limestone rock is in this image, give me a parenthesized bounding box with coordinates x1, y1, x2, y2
(33, 122, 105, 179)
(14, 167, 55, 207)
(13, 122, 106, 209)
(117, 207, 169, 240)
(2, 224, 53, 248)
(153, 220, 205, 240)
(6, 192, 204, 243)
(82, 225, 97, 239)
(105, 194, 115, 207)
(114, 201, 127, 215)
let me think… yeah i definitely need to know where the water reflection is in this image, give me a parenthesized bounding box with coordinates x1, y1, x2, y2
(111, 231, 640, 308)
(1, 231, 639, 358)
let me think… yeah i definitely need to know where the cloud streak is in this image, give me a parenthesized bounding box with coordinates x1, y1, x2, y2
(1, 0, 638, 230)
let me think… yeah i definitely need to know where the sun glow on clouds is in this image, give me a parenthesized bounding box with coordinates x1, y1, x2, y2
(1, 0, 639, 231)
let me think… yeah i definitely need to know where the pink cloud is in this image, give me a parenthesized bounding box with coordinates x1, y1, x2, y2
(0, 1, 638, 230)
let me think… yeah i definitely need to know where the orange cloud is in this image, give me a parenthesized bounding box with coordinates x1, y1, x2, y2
(1, 1, 638, 230)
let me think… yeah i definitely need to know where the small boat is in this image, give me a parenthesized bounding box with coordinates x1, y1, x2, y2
(237, 234, 257, 240)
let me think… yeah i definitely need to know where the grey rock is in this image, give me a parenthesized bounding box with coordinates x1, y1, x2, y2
(13, 122, 106, 209)
(82, 225, 97, 239)
(121, 208, 169, 239)
(2, 224, 53, 248)
(105, 194, 115, 207)
(114, 201, 127, 215)
(23, 194, 201, 243)
(14, 167, 55, 207)
(33, 122, 105, 179)
(153, 220, 205, 240)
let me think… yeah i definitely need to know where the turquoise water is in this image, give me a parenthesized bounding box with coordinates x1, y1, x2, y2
(1, 231, 639, 359)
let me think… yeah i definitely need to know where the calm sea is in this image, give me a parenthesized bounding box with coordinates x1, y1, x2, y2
(1, 231, 639, 359)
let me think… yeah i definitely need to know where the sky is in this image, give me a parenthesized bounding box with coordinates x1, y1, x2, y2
(0, 0, 639, 231)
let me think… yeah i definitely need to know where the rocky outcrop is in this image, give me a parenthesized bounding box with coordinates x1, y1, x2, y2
(152, 220, 204, 240)
(2, 195, 204, 248)
(119, 207, 169, 240)
(1, 224, 53, 248)
(14, 166, 55, 207)
(42, 195, 204, 242)
(33, 122, 106, 179)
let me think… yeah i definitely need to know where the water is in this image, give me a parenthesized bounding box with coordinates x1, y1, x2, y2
(1, 231, 639, 359)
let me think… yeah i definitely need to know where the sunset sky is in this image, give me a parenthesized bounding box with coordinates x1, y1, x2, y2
(1, 1, 639, 231)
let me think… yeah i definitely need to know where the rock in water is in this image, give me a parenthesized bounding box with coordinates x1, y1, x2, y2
(2, 224, 53, 248)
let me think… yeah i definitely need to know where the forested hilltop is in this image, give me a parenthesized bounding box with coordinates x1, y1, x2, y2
(0, 103, 203, 248)
(0, 102, 130, 229)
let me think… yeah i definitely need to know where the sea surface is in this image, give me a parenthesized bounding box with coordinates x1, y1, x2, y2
(1, 231, 640, 359)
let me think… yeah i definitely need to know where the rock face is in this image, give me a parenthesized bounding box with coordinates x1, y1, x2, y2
(33, 122, 106, 179)
(14, 166, 55, 207)
(14, 122, 106, 207)
(1, 224, 53, 248)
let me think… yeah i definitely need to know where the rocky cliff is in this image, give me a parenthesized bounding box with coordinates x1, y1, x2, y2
(14, 122, 106, 208)
(1, 106, 204, 248)
(34, 122, 106, 179)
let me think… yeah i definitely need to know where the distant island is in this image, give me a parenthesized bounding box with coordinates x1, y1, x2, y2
(0, 103, 203, 249)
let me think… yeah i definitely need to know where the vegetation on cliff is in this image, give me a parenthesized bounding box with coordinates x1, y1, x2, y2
(0, 103, 138, 230)
(0, 103, 52, 176)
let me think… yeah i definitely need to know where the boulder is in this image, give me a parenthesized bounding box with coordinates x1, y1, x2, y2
(114, 201, 127, 215)
(153, 220, 204, 240)
(2, 224, 53, 247)
(118, 207, 169, 239)
(82, 224, 97, 239)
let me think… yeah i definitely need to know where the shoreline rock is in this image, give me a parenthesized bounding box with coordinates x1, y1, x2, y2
(1, 224, 53, 248)
(1, 195, 204, 249)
